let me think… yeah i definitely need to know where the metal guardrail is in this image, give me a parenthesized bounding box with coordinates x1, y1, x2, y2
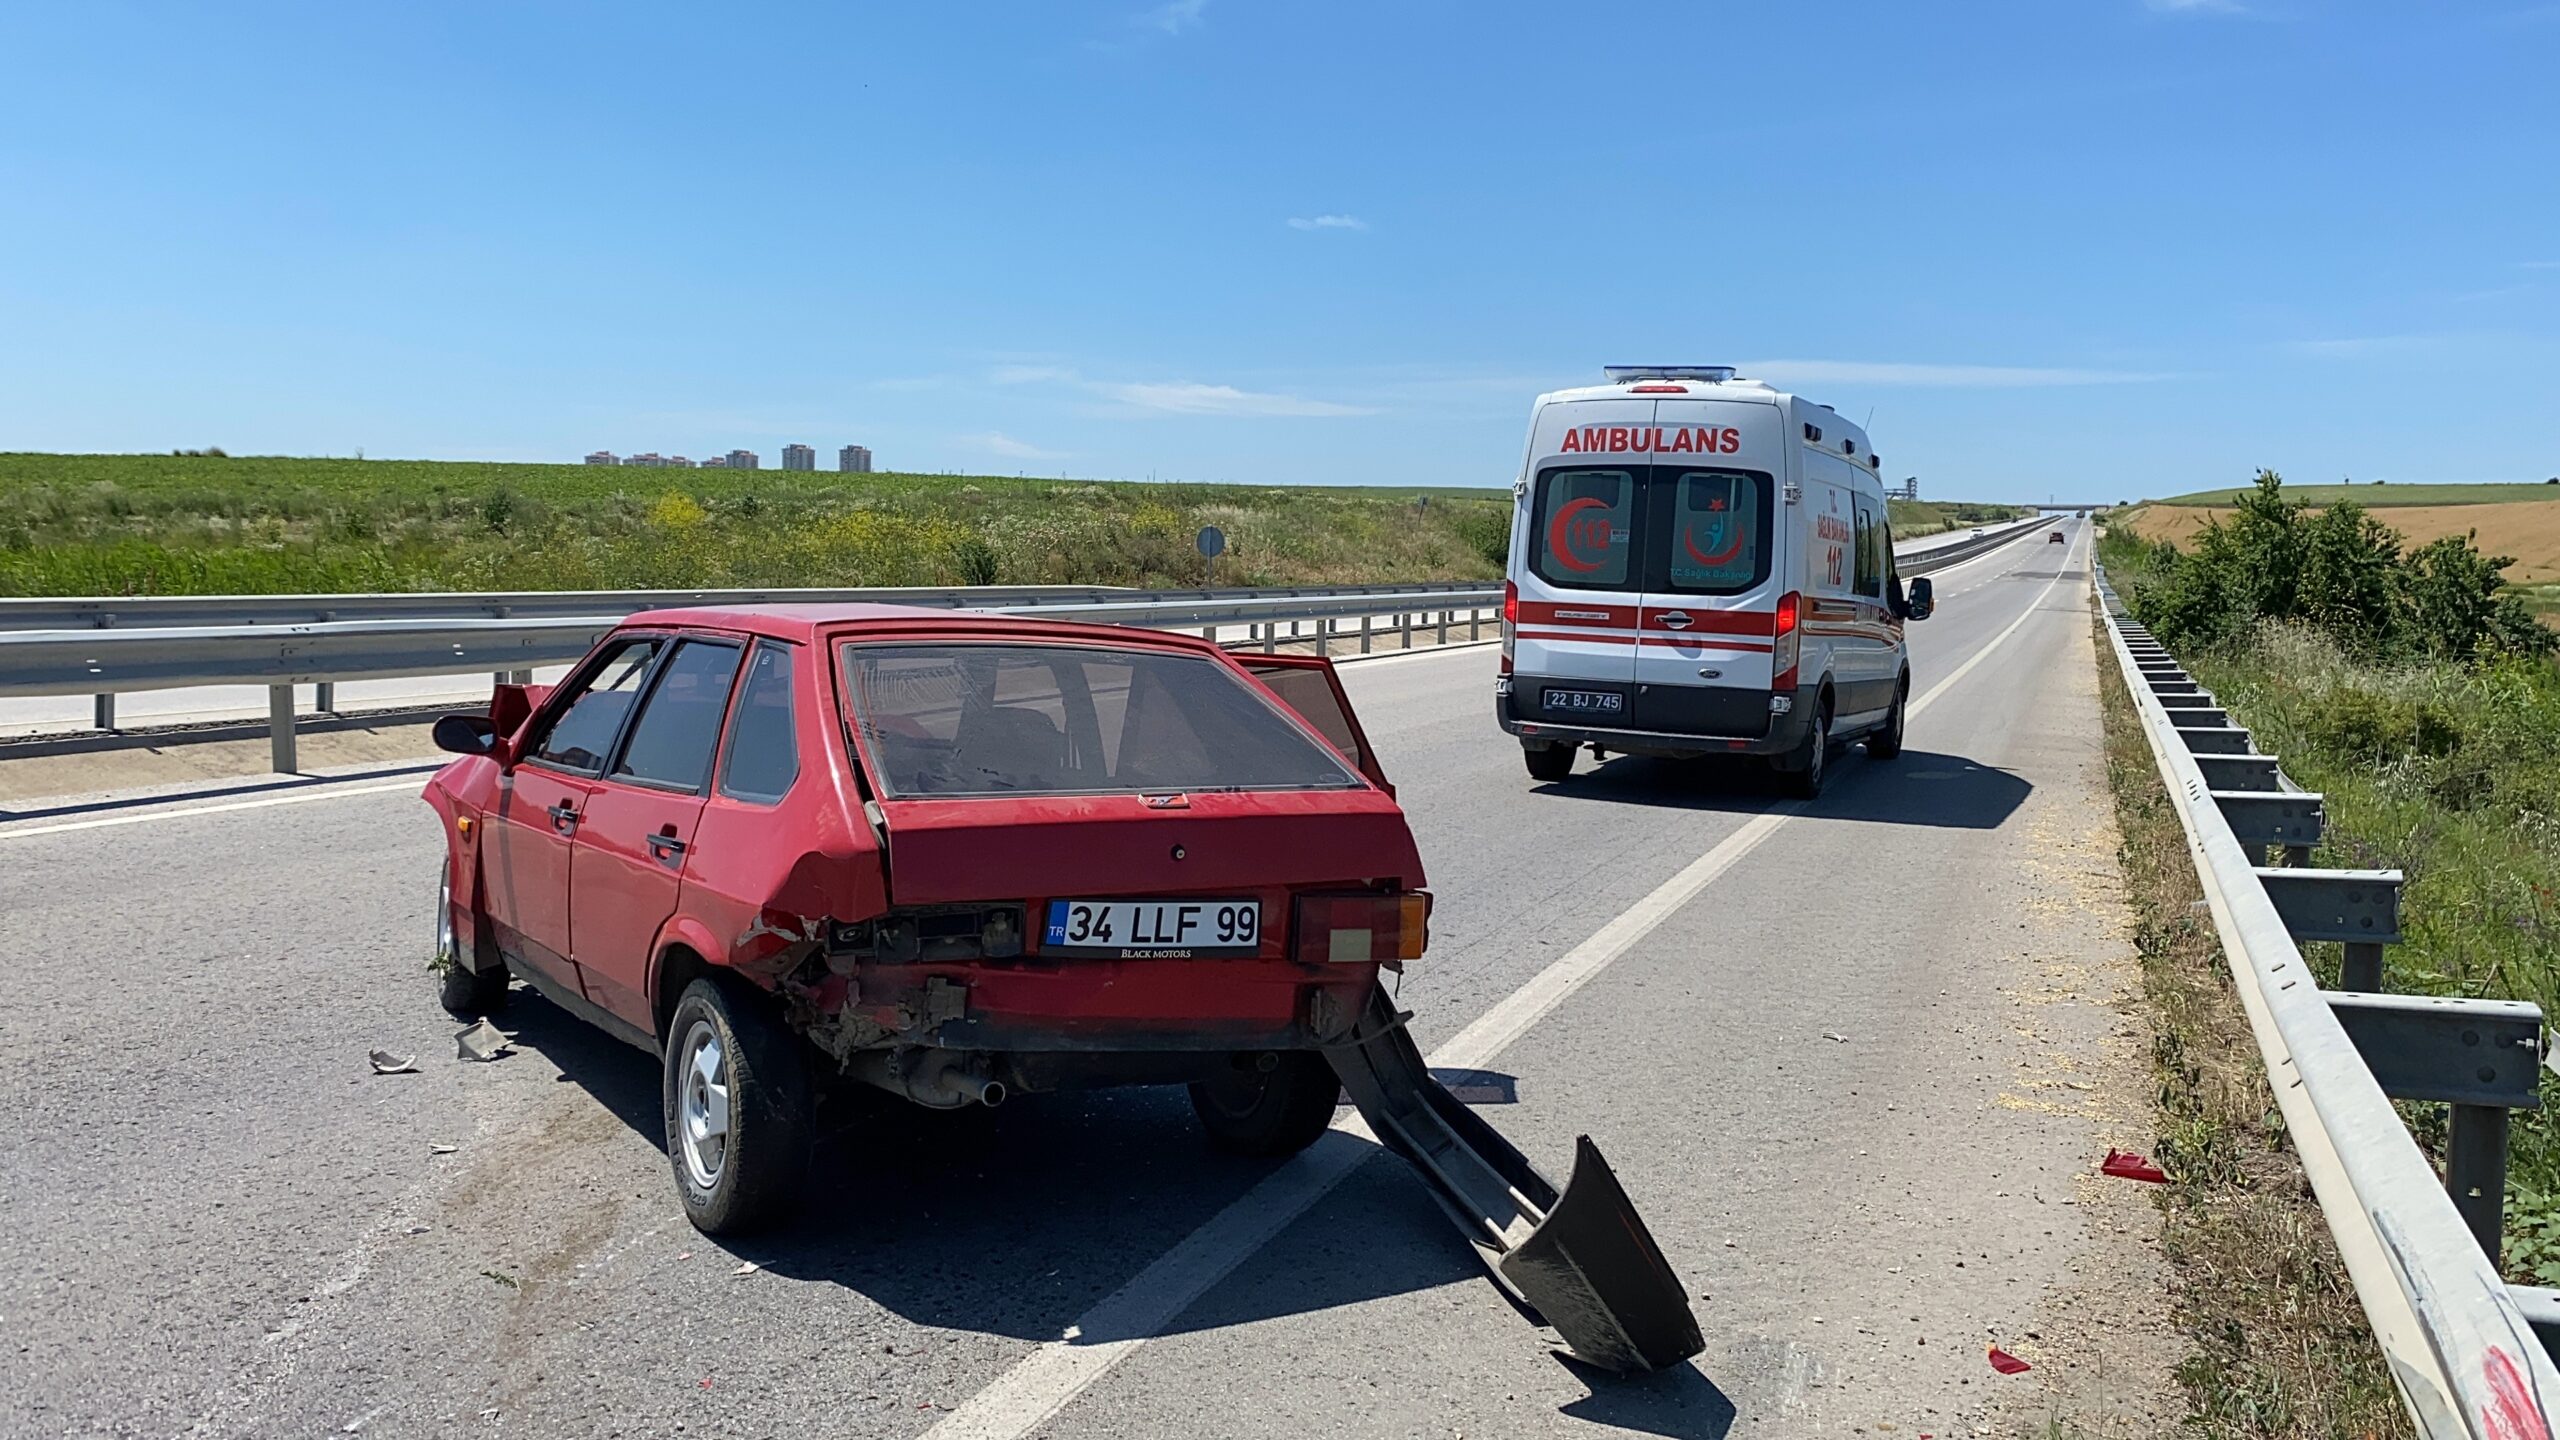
(0, 514, 2053, 768)
(2095, 563, 2559, 1433)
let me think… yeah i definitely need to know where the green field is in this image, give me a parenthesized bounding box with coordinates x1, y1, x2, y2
(0, 452, 2023, 597)
(2149, 481, 2560, 507)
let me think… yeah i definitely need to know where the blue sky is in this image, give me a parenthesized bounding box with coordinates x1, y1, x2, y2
(1, 2, 2554, 503)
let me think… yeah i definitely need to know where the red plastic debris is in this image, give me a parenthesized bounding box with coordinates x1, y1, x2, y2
(2101, 1148, 2169, 1184)
(1987, 1345, 2032, 1375)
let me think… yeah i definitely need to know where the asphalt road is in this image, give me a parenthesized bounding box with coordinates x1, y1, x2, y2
(0, 517, 2178, 1438)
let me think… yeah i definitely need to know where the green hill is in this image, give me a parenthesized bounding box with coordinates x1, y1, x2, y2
(2150, 481, 2560, 507)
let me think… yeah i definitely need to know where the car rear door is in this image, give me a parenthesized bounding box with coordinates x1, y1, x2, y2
(1510, 399, 1653, 720)
(1630, 399, 1788, 737)
(485, 634, 666, 1000)
(568, 635, 745, 1032)
(1236, 653, 1391, 794)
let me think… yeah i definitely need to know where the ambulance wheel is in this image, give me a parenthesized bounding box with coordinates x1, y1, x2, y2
(1189, 1051, 1341, 1157)
(1867, 674, 1909, 760)
(664, 978, 812, 1237)
(1523, 743, 1575, 783)
(1783, 693, 1833, 799)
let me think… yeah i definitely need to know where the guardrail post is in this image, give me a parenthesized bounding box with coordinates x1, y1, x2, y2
(1399, 612, 1412, 649)
(1361, 614, 1373, 654)
(1437, 610, 1449, 644)
(268, 685, 297, 774)
(315, 681, 335, 714)
(2450, 1105, 2512, 1259)
(1315, 618, 1330, 658)
(94, 692, 116, 731)
(2343, 943, 2386, 992)
(1262, 623, 1275, 655)
(1469, 607, 1481, 641)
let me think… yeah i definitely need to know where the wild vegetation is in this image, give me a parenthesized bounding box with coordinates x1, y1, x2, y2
(2103, 472, 2560, 1296)
(0, 451, 2021, 597)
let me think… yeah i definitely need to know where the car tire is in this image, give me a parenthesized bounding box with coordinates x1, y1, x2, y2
(1866, 674, 1909, 760)
(1523, 743, 1575, 783)
(434, 868, 509, 1018)
(1189, 1051, 1342, 1158)
(663, 977, 812, 1237)
(1783, 693, 1833, 799)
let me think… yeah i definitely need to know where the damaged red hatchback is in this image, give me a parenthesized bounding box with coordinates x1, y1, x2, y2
(424, 605, 1703, 1373)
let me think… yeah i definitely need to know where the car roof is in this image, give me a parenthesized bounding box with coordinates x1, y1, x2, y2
(618, 601, 1221, 655)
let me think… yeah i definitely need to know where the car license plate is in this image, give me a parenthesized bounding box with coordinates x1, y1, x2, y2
(1546, 689, 1624, 715)
(1043, 898, 1260, 956)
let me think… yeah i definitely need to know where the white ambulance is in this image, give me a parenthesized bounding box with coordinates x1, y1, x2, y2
(1494, 366, 1937, 796)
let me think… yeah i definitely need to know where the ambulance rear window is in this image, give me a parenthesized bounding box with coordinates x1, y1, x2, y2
(1650, 469, 1772, 596)
(1529, 468, 1637, 590)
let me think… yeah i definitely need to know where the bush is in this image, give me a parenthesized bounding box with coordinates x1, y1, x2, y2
(2119, 469, 2553, 663)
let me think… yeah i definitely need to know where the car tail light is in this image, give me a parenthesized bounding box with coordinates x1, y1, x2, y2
(1772, 590, 1801, 690)
(1500, 580, 1517, 673)
(1627, 383, 1688, 394)
(1294, 891, 1431, 964)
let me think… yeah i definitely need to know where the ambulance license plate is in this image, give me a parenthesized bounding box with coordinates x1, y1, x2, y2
(1044, 898, 1260, 956)
(1545, 689, 1624, 715)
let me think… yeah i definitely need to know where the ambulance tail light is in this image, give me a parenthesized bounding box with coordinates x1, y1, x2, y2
(1499, 580, 1517, 674)
(1772, 591, 1801, 691)
(1294, 890, 1432, 964)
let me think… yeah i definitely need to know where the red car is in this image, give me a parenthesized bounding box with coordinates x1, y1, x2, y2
(424, 604, 1700, 1372)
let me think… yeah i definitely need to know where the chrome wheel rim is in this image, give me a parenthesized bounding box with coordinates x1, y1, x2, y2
(677, 1019, 732, 1190)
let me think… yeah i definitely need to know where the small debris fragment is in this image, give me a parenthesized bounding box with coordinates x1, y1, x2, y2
(455, 1020, 513, 1063)
(367, 1050, 419, 1075)
(1822, 1031, 1850, 1044)
(2101, 1148, 2169, 1184)
(675, 1251, 694, 1262)
(1986, 1345, 2031, 1375)
(428, 1143, 458, 1155)
(732, 1261, 760, 1277)
(481, 1270, 517, 1289)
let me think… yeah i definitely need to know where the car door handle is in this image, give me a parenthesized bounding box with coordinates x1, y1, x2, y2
(546, 802, 579, 830)
(646, 833, 688, 858)
(1656, 611, 1693, 630)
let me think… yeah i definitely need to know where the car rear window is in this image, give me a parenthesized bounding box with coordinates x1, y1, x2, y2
(842, 643, 1362, 798)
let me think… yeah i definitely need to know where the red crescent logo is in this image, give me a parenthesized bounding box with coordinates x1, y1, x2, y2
(1547, 497, 1611, 573)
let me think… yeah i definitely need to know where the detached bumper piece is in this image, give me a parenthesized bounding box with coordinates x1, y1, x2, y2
(1328, 992, 1705, 1373)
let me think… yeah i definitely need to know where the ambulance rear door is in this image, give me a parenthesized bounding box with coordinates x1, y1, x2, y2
(1509, 399, 1655, 716)
(1629, 398, 1789, 738)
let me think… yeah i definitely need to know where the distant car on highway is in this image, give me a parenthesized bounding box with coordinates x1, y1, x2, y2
(2050, 529, 2067, 544)
(419, 604, 1705, 1370)
(1496, 365, 1935, 797)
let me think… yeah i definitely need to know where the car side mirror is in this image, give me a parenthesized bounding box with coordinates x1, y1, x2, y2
(433, 713, 498, 758)
(1905, 578, 1935, 621)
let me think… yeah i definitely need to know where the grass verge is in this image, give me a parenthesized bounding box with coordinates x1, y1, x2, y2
(2093, 610, 2408, 1437)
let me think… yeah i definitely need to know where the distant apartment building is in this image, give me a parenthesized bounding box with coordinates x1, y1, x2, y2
(725, 449, 759, 470)
(622, 452, 665, 468)
(839, 444, 873, 474)
(585, 450, 618, 466)
(781, 443, 817, 471)
(700, 456, 727, 469)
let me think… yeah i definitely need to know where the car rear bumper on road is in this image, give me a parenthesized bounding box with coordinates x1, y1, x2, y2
(1494, 677, 1817, 759)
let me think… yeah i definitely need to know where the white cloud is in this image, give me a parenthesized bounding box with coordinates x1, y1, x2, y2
(1739, 359, 2176, 388)
(969, 431, 1067, 460)
(1287, 214, 1368, 232)
(1093, 381, 1377, 417)
(1141, 0, 1206, 34)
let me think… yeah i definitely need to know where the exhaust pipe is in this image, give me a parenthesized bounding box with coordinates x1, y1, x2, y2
(847, 1048, 1006, 1109)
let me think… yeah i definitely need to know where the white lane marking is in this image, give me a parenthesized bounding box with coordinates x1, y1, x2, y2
(922, 543, 2077, 1440)
(0, 777, 422, 840)
(1911, 534, 2074, 715)
(924, 807, 1797, 1440)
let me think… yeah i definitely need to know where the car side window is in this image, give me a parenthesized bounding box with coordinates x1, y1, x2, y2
(611, 639, 744, 792)
(718, 643, 800, 804)
(1852, 498, 1885, 599)
(527, 637, 663, 773)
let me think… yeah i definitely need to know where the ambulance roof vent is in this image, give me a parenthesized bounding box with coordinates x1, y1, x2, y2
(1605, 365, 1737, 385)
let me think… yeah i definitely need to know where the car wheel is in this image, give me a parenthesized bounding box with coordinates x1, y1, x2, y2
(1783, 693, 1833, 799)
(1523, 742, 1575, 783)
(434, 868, 509, 1017)
(664, 977, 812, 1236)
(1867, 674, 1908, 760)
(1189, 1051, 1342, 1157)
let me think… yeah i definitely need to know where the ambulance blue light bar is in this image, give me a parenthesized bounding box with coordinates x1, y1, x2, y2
(1604, 366, 1737, 384)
